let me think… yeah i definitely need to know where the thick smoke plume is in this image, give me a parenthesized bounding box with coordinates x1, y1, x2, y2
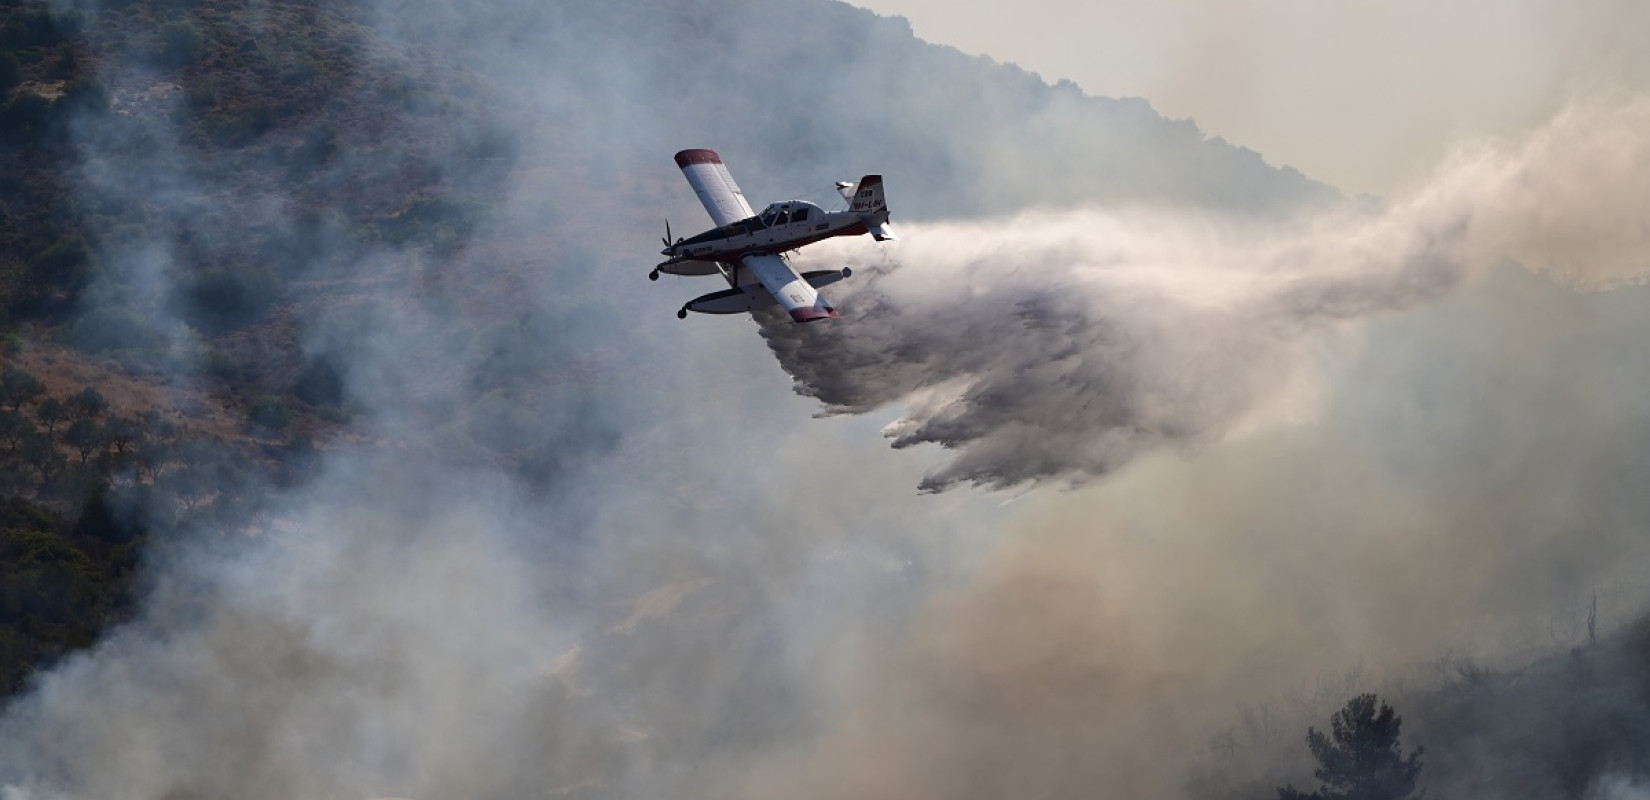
(765, 94, 1650, 491)
(4, 0, 1650, 795)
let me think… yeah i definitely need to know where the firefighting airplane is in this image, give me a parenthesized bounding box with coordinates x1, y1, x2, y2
(651, 148, 895, 322)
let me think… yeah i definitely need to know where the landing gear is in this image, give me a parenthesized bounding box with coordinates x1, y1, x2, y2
(677, 308, 688, 320)
(649, 269, 660, 281)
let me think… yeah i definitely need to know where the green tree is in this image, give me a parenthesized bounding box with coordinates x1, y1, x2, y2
(140, 408, 177, 440)
(1279, 694, 1423, 800)
(166, 462, 214, 510)
(0, 410, 29, 454)
(0, 462, 32, 499)
(0, 367, 44, 411)
(34, 398, 67, 434)
(102, 417, 141, 455)
(76, 483, 139, 545)
(19, 431, 63, 486)
(0, 7, 73, 49)
(134, 440, 171, 484)
(62, 418, 101, 465)
(154, 21, 207, 67)
(68, 386, 106, 419)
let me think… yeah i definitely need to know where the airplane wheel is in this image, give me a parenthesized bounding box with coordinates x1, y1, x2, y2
(677, 308, 688, 319)
(842, 267, 852, 278)
(649, 270, 659, 281)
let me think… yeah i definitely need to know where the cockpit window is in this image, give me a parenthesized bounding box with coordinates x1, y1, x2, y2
(792, 208, 809, 222)
(774, 211, 790, 225)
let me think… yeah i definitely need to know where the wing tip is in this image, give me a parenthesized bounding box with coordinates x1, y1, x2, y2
(675, 148, 723, 168)
(789, 306, 841, 323)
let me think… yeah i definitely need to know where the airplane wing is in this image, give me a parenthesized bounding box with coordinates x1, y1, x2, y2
(674, 149, 755, 227)
(671, 149, 840, 322)
(681, 263, 849, 318)
(738, 252, 839, 322)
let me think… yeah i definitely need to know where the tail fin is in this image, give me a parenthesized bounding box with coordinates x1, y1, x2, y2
(846, 175, 885, 212)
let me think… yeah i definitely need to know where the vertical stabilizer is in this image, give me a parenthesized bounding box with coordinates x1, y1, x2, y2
(847, 174, 885, 213)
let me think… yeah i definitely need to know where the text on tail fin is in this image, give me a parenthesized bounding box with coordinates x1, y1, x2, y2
(847, 174, 885, 212)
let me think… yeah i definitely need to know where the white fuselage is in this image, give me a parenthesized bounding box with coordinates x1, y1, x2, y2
(658, 201, 887, 277)
(659, 148, 893, 323)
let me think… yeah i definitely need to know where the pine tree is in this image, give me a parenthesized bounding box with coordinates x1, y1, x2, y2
(1279, 694, 1423, 800)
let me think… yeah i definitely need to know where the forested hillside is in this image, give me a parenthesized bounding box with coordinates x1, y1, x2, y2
(0, 0, 515, 693)
(4, 1, 1650, 799)
(0, 0, 1335, 696)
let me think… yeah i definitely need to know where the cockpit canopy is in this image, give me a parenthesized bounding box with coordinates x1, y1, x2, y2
(757, 200, 823, 228)
(676, 200, 828, 249)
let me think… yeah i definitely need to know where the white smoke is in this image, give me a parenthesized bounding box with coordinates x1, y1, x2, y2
(1590, 774, 1650, 800)
(765, 93, 1650, 491)
(3, 0, 1649, 793)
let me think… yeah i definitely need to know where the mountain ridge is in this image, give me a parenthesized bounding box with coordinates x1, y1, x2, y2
(0, 0, 1333, 722)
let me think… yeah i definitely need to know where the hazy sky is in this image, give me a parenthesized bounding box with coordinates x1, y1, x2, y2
(847, 0, 1650, 196)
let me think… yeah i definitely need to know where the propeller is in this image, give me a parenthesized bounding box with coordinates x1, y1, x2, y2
(661, 219, 673, 249)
